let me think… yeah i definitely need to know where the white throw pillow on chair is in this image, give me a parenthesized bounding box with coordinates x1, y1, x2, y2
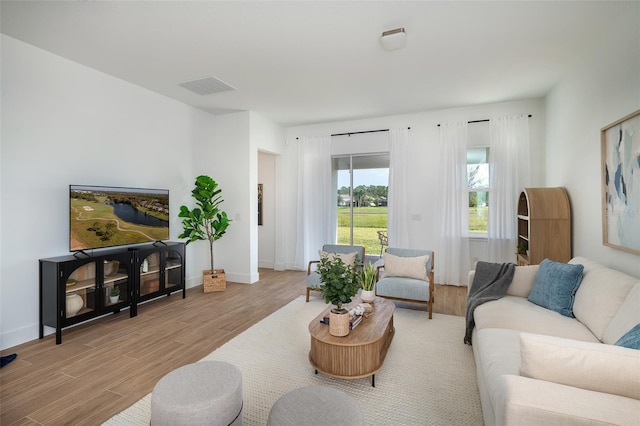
(382, 252, 429, 280)
(318, 250, 357, 266)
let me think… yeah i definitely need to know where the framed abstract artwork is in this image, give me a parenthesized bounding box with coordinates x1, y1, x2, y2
(601, 109, 640, 254)
(258, 183, 263, 226)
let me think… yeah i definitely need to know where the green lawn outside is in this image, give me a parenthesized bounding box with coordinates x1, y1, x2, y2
(469, 206, 488, 233)
(337, 206, 387, 256)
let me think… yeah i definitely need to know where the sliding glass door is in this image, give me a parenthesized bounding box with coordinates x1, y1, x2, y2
(334, 154, 389, 258)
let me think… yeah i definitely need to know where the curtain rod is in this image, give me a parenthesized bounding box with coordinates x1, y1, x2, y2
(437, 115, 532, 127)
(296, 127, 410, 140)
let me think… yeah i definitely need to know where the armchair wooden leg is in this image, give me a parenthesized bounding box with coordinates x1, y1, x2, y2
(306, 287, 310, 302)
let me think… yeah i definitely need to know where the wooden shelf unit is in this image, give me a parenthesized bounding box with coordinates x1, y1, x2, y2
(517, 187, 572, 266)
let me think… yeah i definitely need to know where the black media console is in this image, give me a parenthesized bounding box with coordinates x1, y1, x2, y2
(39, 241, 185, 344)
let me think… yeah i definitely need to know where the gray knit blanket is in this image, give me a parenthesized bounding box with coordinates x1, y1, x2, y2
(464, 261, 515, 345)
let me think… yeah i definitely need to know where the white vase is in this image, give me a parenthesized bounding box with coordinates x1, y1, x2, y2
(361, 289, 375, 303)
(66, 293, 83, 317)
(109, 295, 119, 304)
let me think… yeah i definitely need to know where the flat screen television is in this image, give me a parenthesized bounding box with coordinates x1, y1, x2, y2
(70, 185, 169, 252)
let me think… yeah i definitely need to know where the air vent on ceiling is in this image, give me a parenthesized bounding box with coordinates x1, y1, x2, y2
(178, 76, 236, 95)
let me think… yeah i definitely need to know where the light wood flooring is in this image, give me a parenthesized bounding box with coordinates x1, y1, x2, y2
(0, 269, 467, 425)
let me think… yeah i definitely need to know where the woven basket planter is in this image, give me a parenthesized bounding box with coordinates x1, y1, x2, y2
(203, 269, 226, 293)
(329, 309, 350, 337)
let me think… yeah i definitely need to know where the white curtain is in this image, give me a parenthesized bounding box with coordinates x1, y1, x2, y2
(388, 128, 410, 247)
(294, 135, 334, 270)
(487, 116, 531, 262)
(437, 122, 470, 286)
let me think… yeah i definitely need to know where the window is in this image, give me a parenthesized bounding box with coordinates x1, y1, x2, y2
(467, 147, 489, 235)
(334, 154, 389, 255)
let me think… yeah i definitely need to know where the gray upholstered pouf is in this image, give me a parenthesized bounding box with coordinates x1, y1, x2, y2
(267, 385, 363, 425)
(151, 361, 243, 426)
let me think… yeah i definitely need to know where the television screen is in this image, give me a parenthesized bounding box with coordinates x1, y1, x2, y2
(70, 185, 169, 252)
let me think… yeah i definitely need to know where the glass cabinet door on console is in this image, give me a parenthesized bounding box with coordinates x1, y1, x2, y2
(139, 251, 161, 299)
(135, 242, 186, 309)
(102, 254, 132, 310)
(62, 260, 97, 322)
(164, 248, 184, 293)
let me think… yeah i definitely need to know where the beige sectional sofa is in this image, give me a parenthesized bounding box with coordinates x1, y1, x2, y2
(468, 257, 640, 425)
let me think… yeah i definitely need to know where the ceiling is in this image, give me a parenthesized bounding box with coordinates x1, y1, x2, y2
(1, 1, 632, 127)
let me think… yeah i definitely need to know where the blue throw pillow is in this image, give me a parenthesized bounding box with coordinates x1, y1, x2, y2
(528, 259, 584, 317)
(615, 324, 640, 349)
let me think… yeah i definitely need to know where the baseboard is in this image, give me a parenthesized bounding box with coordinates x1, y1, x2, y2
(273, 262, 288, 271)
(258, 259, 274, 269)
(187, 271, 260, 285)
(1, 323, 41, 351)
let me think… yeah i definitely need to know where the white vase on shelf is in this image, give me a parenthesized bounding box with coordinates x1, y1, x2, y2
(66, 293, 83, 317)
(142, 258, 149, 273)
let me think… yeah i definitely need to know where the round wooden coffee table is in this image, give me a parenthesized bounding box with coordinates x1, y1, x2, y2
(308, 296, 395, 387)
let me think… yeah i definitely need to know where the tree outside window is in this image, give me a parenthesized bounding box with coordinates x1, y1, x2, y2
(467, 147, 489, 235)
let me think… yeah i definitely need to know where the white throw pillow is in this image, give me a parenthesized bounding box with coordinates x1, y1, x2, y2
(318, 250, 357, 266)
(382, 252, 429, 281)
(519, 332, 640, 400)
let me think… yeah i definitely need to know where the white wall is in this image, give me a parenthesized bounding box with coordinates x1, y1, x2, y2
(545, 7, 640, 277)
(282, 98, 547, 283)
(191, 111, 253, 283)
(0, 35, 221, 349)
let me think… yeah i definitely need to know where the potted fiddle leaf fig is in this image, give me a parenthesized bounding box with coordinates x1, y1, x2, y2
(317, 256, 360, 336)
(179, 175, 231, 292)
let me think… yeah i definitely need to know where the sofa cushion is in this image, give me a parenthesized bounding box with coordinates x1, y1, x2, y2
(375, 276, 430, 301)
(528, 259, 584, 317)
(382, 252, 429, 280)
(475, 328, 523, 407)
(520, 333, 640, 400)
(604, 282, 640, 344)
(495, 374, 640, 426)
(474, 296, 599, 342)
(571, 257, 639, 342)
(506, 264, 539, 298)
(615, 324, 640, 350)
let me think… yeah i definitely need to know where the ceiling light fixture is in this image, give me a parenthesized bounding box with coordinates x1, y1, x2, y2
(380, 27, 407, 51)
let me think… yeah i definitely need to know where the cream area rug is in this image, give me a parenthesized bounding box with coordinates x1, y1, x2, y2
(104, 296, 482, 425)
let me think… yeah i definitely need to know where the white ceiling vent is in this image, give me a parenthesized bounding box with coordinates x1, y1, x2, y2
(178, 76, 236, 95)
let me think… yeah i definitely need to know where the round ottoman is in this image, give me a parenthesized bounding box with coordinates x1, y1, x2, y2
(267, 385, 363, 425)
(151, 361, 243, 426)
